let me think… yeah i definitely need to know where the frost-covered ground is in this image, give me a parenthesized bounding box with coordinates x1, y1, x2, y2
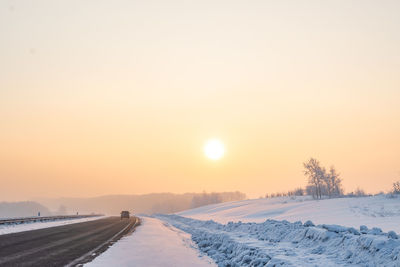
(158, 214, 400, 267)
(86, 217, 215, 267)
(0, 216, 106, 235)
(159, 195, 400, 266)
(179, 195, 400, 233)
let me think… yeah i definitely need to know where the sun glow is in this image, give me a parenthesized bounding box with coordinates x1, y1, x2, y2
(204, 139, 225, 160)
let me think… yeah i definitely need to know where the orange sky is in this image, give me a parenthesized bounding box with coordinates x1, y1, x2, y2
(1, 0, 400, 201)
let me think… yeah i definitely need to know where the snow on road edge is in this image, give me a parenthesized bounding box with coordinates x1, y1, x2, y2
(86, 217, 215, 267)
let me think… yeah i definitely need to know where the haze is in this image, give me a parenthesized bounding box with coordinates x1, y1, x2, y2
(1, 0, 399, 201)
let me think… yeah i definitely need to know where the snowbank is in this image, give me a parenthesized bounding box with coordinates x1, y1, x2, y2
(86, 217, 215, 267)
(0, 216, 106, 235)
(178, 195, 400, 233)
(158, 214, 400, 267)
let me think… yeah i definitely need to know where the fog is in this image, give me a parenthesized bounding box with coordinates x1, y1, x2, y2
(33, 192, 246, 216)
(0, 202, 51, 219)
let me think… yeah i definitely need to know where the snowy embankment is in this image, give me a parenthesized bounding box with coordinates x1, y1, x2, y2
(158, 214, 400, 267)
(0, 216, 106, 235)
(178, 195, 400, 233)
(86, 217, 215, 267)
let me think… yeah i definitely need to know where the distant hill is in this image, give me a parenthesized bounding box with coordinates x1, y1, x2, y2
(35, 192, 246, 215)
(0, 201, 51, 219)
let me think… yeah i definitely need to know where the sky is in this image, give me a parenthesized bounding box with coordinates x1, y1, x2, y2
(1, 0, 399, 201)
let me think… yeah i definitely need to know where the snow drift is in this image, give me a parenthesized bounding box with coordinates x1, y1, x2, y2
(158, 214, 400, 267)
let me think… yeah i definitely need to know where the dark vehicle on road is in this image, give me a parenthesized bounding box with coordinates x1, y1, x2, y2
(120, 211, 130, 219)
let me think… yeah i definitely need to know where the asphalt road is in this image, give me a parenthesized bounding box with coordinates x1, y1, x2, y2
(0, 216, 138, 267)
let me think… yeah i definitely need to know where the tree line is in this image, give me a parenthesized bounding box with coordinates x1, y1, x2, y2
(265, 158, 400, 199)
(303, 158, 343, 199)
(265, 157, 344, 199)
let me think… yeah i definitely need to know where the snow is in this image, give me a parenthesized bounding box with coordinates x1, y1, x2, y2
(86, 217, 215, 267)
(178, 195, 400, 233)
(0, 216, 106, 235)
(157, 195, 400, 266)
(157, 214, 400, 267)
(87, 195, 400, 266)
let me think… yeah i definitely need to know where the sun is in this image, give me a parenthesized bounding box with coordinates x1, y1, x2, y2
(204, 139, 225, 160)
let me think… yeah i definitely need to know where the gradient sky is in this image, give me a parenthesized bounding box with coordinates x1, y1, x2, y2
(1, 0, 399, 201)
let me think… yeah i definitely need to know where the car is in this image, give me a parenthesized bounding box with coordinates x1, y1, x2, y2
(120, 210, 130, 219)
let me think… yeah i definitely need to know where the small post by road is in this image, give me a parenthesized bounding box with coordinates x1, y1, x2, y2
(38, 211, 40, 217)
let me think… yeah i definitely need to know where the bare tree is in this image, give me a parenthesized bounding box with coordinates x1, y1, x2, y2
(304, 158, 326, 199)
(325, 166, 343, 197)
(393, 181, 400, 194)
(292, 188, 304, 196)
(306, 185, 316, 197)
(354, 187, 366, 197)
(304, 159, 343, 199)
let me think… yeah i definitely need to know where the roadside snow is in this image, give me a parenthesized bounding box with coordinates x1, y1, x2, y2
(86, 217, 215, 267)
(0, 216, 107, 235)
(178, 195, 400, 233)
(90, 196, 400, 266)
(158, 214, 400, 267)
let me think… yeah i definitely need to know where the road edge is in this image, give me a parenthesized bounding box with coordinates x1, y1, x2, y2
(66, 217, 141, 267)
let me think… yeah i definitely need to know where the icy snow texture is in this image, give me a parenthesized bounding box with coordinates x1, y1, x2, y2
(158, 214, 400, 267)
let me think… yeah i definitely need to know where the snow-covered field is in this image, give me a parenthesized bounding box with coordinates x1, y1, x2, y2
(0, 216, 106, 235)
(86, 217, 215, 267)
(179, 195, 400, 233)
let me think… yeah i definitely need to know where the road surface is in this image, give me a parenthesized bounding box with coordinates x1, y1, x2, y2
(0, 216, 138, 266)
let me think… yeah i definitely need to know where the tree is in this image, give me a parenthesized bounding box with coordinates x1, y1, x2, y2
(324, 166, 343, 197)
(354, 187, 366, 197)
(303, 158, 326, 199)
(393, 181, 400, 194)
(306, 185, 316, 197)
(304, 158, 343, 199)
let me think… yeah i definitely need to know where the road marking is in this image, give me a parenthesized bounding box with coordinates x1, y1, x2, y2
(66, 217, 140, 267)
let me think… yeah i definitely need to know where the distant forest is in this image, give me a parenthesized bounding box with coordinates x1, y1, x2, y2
(25, 191, 247, 217)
